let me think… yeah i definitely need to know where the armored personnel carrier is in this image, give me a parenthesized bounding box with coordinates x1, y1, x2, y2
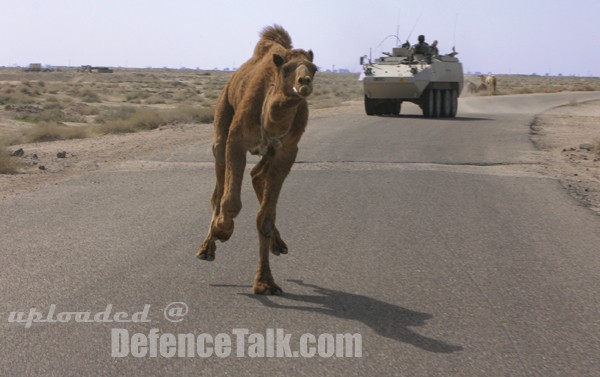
(360, 45, 464, 117)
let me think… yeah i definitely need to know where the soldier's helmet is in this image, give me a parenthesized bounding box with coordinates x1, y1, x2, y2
(418, 35, 425, 42)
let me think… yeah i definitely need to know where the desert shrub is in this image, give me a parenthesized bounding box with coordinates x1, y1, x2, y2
(145, 95, 167, 104)
(80, 88, 101, 103)
(164, 105, 214, 124)
(0, 87, 38, 104)
(97, 107, 165, 134)
(126, 90, 151, 102)
(21, 122, 88, 143)
(14, 106, 84, 124)
(0, 144, 19, 174)
(95, 106, 137, 123)
(170, 81, 188, 88)
(20, 85, 41, 97)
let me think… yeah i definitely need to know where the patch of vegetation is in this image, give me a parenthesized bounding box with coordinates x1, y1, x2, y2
(95, 105, 214, 134)
(19, 122, 89, 143)
(95, 107, 165, 134)
(308, 72, 362, 108)
(164, 105, 214, 124)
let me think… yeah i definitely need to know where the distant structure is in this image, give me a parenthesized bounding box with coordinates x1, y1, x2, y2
(23, 63, 54, 72)
(78, 65, 113, 73)
(24, 63, 41, 72)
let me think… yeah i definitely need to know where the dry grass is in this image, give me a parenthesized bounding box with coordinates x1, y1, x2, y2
(308, 72, 363, 108)
(19, 122, 89, 143)
(95, 107, 164, 134)
(464, 74, 600, 96)
(2, 67, 599, 146)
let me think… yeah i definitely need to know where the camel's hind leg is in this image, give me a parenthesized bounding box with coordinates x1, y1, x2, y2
(253, 146, 298, 294)
(197, 98, 234, 261)
(251, 150, 288, 256)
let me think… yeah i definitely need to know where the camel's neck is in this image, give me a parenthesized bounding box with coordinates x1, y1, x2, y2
(261, 86, 303, 141)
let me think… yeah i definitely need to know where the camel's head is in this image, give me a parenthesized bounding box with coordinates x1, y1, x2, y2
(273, 49, 317, 98)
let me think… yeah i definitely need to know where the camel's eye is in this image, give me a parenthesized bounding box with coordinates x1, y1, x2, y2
(283, 66, 291, 78)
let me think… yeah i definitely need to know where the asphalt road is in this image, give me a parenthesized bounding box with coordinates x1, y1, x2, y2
(2, 92, 600, 376)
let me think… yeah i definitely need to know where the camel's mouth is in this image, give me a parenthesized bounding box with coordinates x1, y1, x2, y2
(293, 85, 312, 98)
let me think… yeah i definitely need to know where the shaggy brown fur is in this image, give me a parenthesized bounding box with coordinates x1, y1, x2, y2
(196, 25, 317, 294)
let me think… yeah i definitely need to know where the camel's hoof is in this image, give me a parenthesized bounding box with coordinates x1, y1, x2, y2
(196, 252, 215, 262)
(196, 241, 216, 261)
(270, 235, 288, 256)
(253, 280, 283, 295)
(270, 247, 288, 256)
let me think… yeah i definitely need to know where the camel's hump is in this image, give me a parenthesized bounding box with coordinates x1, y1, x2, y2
(260, 25, 292, 49)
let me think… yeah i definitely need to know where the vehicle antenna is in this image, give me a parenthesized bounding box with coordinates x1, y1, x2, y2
(452, 13, 458, 50)
(406, 13, 423, 43)
(396, 9, 401, 47)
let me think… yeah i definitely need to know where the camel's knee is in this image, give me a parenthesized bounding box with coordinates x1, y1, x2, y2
(212, 142, 226, 165)
(252, 173, 265, 192)
(221, 194, 242, 219)
(257, 210, 275, 238)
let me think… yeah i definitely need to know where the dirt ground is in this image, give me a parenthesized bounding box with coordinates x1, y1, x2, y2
(531, 99, 600, 214)
(0, 122, 212, 200)
(0, 105, 350, 201)
(1, 99, 600, 216)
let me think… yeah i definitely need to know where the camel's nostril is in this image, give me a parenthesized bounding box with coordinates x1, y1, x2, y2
(298, 76, 311, 86)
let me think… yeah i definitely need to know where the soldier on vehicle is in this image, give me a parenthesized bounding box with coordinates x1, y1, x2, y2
(412, 35, 430, 55)
(430, 40, 439, 56)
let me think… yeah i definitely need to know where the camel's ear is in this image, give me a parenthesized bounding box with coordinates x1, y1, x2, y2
(273, 54, 285, 68)
(307, 50, 314, 62)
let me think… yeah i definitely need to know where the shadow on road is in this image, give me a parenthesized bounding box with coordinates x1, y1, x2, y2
(237, 279, 463, 354)
(377, 114, 494, 121)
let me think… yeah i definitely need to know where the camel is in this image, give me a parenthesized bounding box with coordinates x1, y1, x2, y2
(478, 74, 497, 95)
(196, 25, 317, 295)
(485, 74, 497, 95)
(466, 80, 478, 94)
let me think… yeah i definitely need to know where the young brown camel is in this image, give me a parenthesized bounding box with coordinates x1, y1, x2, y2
(196, 25, 317, 294)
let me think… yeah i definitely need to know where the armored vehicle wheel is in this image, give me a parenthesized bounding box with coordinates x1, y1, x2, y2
(386, 101, 401, 115)
(421, 89, 435, 118)
(441, 90, 452, 117)
(433, 89, 442, 118)
(449, 89, 458, 118)
(364, 95, 377, 115)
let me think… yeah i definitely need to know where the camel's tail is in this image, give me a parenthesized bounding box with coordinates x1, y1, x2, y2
(260, 25, 292, 49)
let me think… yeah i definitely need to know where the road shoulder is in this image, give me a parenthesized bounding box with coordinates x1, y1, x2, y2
(531, 99, 600, 214)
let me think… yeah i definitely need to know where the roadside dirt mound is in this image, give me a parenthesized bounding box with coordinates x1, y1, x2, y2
(531, 99, 600, 214)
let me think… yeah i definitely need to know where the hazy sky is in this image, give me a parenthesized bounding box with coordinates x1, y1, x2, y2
(2, 0, 599, 75)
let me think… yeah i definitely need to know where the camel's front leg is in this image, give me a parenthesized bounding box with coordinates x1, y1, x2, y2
(197, 100, 233, 261)
(253, 147, 298, 294)
(197, 148, 226, 261)
(251, 152, 288, 256)
(213, 137, 247, 242)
